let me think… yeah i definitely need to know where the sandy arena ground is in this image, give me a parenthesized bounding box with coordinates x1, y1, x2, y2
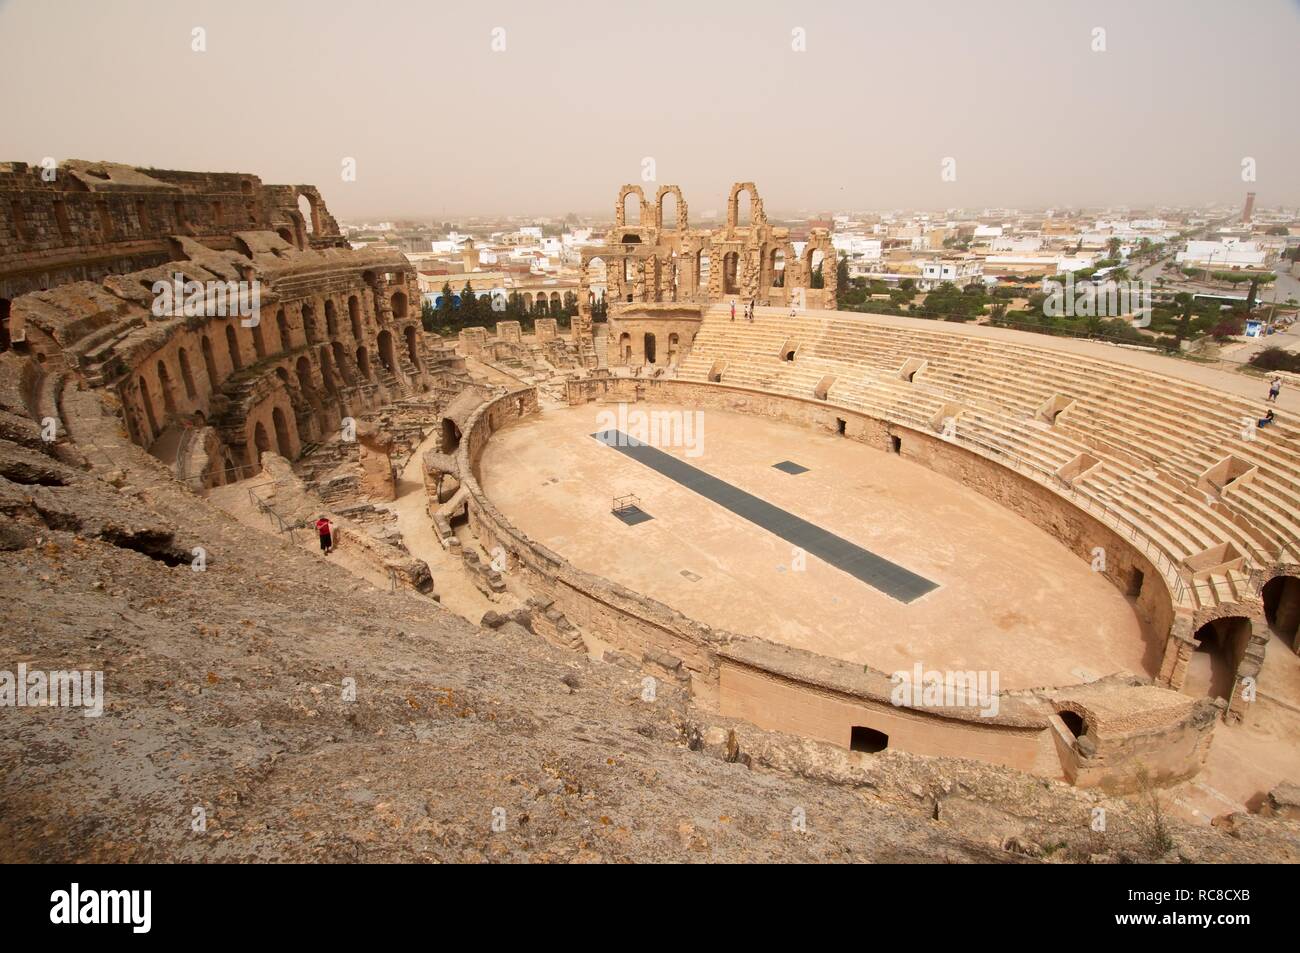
(479, 403, 1152, 690)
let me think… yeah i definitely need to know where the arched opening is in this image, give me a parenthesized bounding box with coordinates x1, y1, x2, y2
(296, 355, 314, 394)
(734, 189, 752, 227)
(177, 348, 197, 399)
(253, 421, 271, 465)
(276, 309, 290, 352)
(441, 418, 461, 453)
(723, 252, 741, 295)
(251, 318, 267, 359)
(1188, 616, 1252, 701)
(276, 227, 294, 245)
(301, 303, 318, 344)
(698, 251, 710, 288)
(225, 323, 243, 372)
(356, 345, 371, 379)
(659, 190, 679, 230)
(271, 406, 293, 458)
(807, 248, 827, 289)
(849, 726, 888, 753)
(332, 341, 355, 385)
(621, 190, 641, 225)
(138, 376, 159, 442)
(1058, 710, 1087, 739)
(550, 292, 561, 313)
(348, 295, 362, 339)
(1262, 575, 1300, 649)
(404, 325, 421, 369)
(668, 332, 680, 364)
(297, 194, 317, 235)
(377, 330, 396, 372)
(200, 335, 219, 389)
(156, 360, 177, 414)
(643, 332, 657, 364)
(391, 291, 408, 320)
(317, 345, 338, 395)
(324, 300, 338, 338)
(619, 332, 632, 364)
(0, 298, 10, 352)
(536, 294, 549, 315)
(770, 248, 785, 287)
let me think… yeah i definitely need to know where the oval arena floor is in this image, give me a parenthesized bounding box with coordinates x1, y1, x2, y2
(479, 403, 1151, 690)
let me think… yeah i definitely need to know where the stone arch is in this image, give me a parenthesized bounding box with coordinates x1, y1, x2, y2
(404, 325, 421, 369)
(1262, 574, 1300, 650)
(549, 292, 561, 312)
(251, 317, 267, 359)
(271, 406, 293, 458)
(200, 335, 219, 388)
(177, 348, 197, 399)
(276, 309, 291, 352)
(769, 246, 787, 287)
(1188, 616, 1253, 701)
(296, 355, 315, 394)
(317, 345, 338, 395)
(252, 421, 271, 465)
(441, 418, 461, 453)
(655, 185, 687, 231)
(727, 182, 765, 230)
(615, 184, 648, 227)
(225, 323, 243, 372)
(722, 251, 741, 295)
(325, 299, 339, 338)
(644, 332, 657, 364)
(348, 295, 362, 339)
(331, 341, 355, 385)
(301, 302, 319, 344)
(138, 376, 159, 440)
(356, 345, 371, 379)
(156, 359, 177, 414)
(619, 332, 632, 364)
(391, 290, 408, 320)
(377, 329, 396, 372)
(296, 192, 319, 233)
(668, 332, 680, 364)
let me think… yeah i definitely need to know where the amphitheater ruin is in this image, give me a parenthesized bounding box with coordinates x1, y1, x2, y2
(2, 163, 1299, 862)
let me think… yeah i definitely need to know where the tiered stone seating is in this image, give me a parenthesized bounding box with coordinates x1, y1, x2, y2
(678, 305, 1300, 611)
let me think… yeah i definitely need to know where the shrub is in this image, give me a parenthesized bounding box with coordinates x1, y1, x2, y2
(1250, 347, 1300, 373)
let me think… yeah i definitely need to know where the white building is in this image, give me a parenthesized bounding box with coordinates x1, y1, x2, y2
(1175, 239, 1267, 269)
(918, 258, 983, 290)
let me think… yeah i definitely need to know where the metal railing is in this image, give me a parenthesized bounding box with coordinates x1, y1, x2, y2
(245, 481, 300, 542)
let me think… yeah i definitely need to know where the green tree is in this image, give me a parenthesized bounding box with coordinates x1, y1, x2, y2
(460, 281, 478, 321)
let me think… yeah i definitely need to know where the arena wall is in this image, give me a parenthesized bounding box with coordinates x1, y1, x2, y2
(460, 378, 1212, 789)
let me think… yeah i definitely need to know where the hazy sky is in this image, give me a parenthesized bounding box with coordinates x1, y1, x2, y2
(2, 0, 1297, 219)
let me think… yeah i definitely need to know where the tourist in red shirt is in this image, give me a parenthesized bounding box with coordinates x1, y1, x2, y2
(315, 515, 333, 554)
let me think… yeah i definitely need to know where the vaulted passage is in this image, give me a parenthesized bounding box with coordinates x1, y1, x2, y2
(1187, 616, 1252, 701)
(1263, 575, 1300, 649)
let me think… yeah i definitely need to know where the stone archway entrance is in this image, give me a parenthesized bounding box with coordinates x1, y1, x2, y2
(1186, 616, 1252, 701)
(1262, 575, 1300, 651)
(643, 332, 656, 364)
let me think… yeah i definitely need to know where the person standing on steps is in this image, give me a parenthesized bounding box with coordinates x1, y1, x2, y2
(730, 299, 736, 322)
(1268, 377, 1282, 402)
(315, 514, 334, 554)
